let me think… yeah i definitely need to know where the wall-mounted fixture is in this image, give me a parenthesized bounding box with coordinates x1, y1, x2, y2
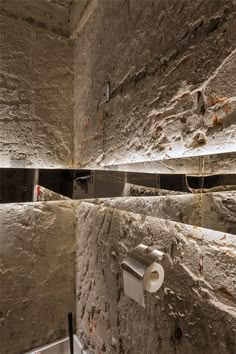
(121, 244, 168, 307)
(100, 82, 110, 104)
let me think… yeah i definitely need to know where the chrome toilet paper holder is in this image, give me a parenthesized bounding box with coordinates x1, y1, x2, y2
(121, 243, 165, 280)
(121, 244, 168, 306)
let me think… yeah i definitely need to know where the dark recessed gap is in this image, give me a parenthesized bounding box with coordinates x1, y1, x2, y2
(0, 169, 234, 203)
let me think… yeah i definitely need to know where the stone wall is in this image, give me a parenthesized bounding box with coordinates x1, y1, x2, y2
(0, 0, 235, 169)
(0, 14, 74, 168)
(74, 0, 236, 169)
(0, 0, 72, 36)
(0, 192, 235, 353)
(92, 192, 236, 234)
(0, 201, 76, 354)
(76, 202, 236, 354)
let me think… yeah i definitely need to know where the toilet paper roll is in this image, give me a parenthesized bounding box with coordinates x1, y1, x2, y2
(143, 262, 165, 293)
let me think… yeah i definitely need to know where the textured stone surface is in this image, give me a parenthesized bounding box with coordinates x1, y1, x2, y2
(76, 202, 236, 354)
(201, 192, 236, 235)
(104, 152, 236, 175)
(1, 1, 235, 170)
(87, 192, 236, 234)
(0, 201, 76, 354)
(127, 183, 188, 196)
(0, 14, 74, 168)
(0, 0, 72, 36)
(74, 0, 236, 169)
(69, 0, 93, 36)
(0, 0, 94, 37)
(0, 191, 235, 353)
(35, 185, 70, 201)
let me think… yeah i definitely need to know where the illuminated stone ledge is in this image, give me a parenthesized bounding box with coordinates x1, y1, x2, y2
(103, 151, 236, 175)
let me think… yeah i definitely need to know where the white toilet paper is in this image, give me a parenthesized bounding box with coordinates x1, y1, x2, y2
(122, 262, 165, 307)
(143, 262, 165, 293)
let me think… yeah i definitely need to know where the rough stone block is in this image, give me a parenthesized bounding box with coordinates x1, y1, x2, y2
(86, 191, 236, 234)
(76, 202, 236, 354)
(0, 15, 74, 168)
(0, 201, 76, 354)
(73, 0, 236, 169)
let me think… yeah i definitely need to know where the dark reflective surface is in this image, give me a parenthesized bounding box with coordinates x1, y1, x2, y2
(0, 168, 235, 203)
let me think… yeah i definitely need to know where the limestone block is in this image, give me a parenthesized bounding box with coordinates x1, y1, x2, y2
(0, 190, 235, 353)
(0, 15, 74, 168)
(103, 152, 236, 175)
(201, 192, 236, 235)
(0, 0, 72, 36)
(35, 185, 70, 202)
(0, 201, 76, 354)
(85, 191, 236, 234)
(74, 0, 236, 169)
(76, 202, 236, 354)
(126, 183, 188, 196)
